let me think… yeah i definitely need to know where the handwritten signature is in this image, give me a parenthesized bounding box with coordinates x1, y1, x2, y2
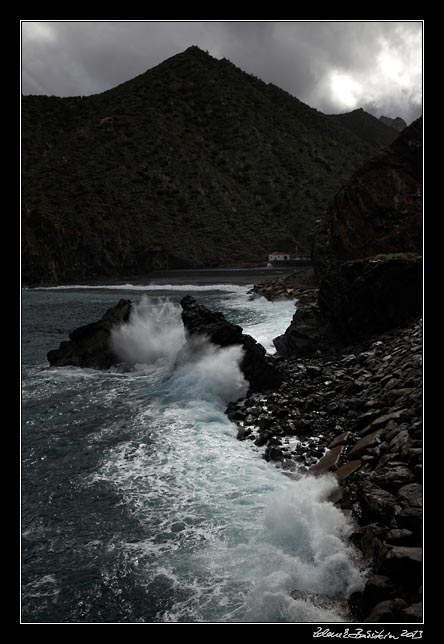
(313, 628, 423, 639)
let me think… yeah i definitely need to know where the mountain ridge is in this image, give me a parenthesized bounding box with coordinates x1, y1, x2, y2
(22, 45, 401, 285)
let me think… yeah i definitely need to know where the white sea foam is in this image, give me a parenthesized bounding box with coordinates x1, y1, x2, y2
(227, 296, 296, 353)
(90, 387, 364, 621)
(172, 336, 248, 405)
(236, 475, 365, 622)
(36, 283, 251, 294)
(85, 291, 365, 622)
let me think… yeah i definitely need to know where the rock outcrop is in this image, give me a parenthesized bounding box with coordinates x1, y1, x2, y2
(273, 289, 336, 357)
(272, 117, 424, 355)
(313, 116, 422, 281)
(248, 267, 318, 302)
(47, 299, 132, 369)
(180, 295, 283, 392)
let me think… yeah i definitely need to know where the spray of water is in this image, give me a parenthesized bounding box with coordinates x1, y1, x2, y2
(172, 335, 248, 405)
(110, 297, 185, 369)
(237, 474, 365, 621)
(110, 296, 248, 405)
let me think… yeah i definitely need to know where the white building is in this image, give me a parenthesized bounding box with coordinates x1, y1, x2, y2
(268, 251, 290, 262)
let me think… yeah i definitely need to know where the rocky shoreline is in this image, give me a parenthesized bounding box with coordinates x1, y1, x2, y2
(46, 286, 422, 623)
(226, 313, 422, 622)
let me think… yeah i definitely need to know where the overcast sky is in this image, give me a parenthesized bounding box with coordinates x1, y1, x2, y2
(21, 21, 423, 124)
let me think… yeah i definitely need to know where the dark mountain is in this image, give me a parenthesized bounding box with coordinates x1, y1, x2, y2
(328, 108, 400, 149)
(379, 115, 408, 132)
(23, 46, 389, 285)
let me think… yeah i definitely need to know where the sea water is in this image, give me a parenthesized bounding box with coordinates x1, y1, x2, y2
(21, 284, 365, 623)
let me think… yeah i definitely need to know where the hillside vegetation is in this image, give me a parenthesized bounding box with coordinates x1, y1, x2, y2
(22, 46, 400, 284)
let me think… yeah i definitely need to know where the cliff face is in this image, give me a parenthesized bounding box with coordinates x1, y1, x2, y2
(313, 116, 422, 281)
(274, 117, 422, 352)
(22, 46, 388, 285)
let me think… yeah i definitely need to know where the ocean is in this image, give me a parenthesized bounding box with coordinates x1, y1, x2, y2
(21, 283, 365, 623)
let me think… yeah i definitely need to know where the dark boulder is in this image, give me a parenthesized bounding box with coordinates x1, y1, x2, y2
(370, 465, 415, 493)
(360, 575, 407, 614)
(363, 598, 408, 623)
(273, 301, 333, 357)
(400, 602, 423, 623)
(397, 483, 422, 509)
(180, 296, 283, 392)
(47, 299, 132, 369)
(357, 482, 397, 525)
(376, 546, 422, 586)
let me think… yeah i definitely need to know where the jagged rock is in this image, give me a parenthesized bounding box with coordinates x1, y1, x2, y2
(377, 546, 422, 585)
(358, 482, 397, 525)
(328, 431, 351, 448)
(370, 465, 415, 492)
(248, 278, 297, 301)
(361, 410, 404, 435)
(385, 529, 416, 546)
(400, 602, 423, 623)
(349, 429, 383, 460)
(397, 483, 422, 508)
(47, 299, 132, 369)
(334, 460, 362, 483)
(273, 301, 335, 357)
(308, 445, 344, 475)
(363, 598, 408, 622)
(356, 410, 383, 431)
(237, 427, 252, 440)
(395, 508, 422, 535)
(264, 445, 284, 461)
(361, 575, 406, 614)
(389, 429, 411, 453)
(360, 523, 388, 561)
(180, 296, 283, 392)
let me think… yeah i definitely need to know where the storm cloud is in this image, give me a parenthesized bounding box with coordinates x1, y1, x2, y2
(21, 21, 423, 123)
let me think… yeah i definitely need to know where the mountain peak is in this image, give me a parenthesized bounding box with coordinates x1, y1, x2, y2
(328, 108, 400, 148)
(179, 45, 214, 59)
(379, 115, 407, 132)
(183, 45, 208, 54)
(22, 47, 387, 284)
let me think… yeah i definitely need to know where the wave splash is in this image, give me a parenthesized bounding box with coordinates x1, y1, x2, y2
(239, 475, 365, 622)
(111, 297, 185, 369)
(111, 296, 248, 405)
